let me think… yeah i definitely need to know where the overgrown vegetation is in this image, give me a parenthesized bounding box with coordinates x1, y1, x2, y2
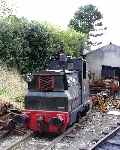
(0, 16, 87, 74)
(0, 2, 105, 105)
(0, 64, 27, 108)
(46, 24, 87, 57)
(0, 16, 87, 105)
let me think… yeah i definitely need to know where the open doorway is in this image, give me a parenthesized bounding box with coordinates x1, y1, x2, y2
(101, 65, 120, 80)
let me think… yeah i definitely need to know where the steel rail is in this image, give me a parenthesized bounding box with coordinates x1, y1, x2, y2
(43, 115, 88, 150)
(90, 125, 120, 150)
(1, 113, 88, 150)
(5, 131, 33, 150)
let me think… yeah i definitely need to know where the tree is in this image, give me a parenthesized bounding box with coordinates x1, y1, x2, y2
(69, 4, 102, 34)
(69, 4, 106, 50)
(0, 16, 87, 74)
(0, 16, 51, 74)
(24, 21, 50, 73)
(0, 0, 14, 17)
(46, 24, 87, 57)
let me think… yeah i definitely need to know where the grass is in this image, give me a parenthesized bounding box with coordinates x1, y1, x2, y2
(0, 65, 27, 109)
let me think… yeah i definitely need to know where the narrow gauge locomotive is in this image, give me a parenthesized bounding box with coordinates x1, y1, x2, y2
(23, 56, 90, 134)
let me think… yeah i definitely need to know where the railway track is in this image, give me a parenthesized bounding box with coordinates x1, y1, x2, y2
(49, 110, 120, 150)
(43, 122, 79, 150)
(44, 115, 88, 150)
(5, 131, 33, 150)
(5, 123, 80, 150)
(3, 110, 120, 150)
(90, 124, 120, 150)
(0, 115, 87, 150)
(0, 130, 32, 150)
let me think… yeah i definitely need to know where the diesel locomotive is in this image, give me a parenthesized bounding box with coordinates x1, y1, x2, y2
(23, 55, 90, 134)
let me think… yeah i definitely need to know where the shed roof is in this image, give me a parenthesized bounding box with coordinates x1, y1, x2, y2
(86, 43, 120, 55)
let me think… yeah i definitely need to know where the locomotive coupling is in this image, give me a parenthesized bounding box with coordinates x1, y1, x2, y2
(37, 116, 48, 133)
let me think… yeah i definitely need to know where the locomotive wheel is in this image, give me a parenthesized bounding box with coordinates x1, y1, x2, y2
(81, 110, 87, 117)
(76, 112, 81, 123)
(58, 127, 66, 134)
(81, 104, 90, 117)
(81, 106, 88, 117)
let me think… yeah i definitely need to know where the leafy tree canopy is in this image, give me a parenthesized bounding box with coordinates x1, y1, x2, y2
(69, 4, 103, 34)
(0, 16, 87, 74)
(45, 23, 87, 57)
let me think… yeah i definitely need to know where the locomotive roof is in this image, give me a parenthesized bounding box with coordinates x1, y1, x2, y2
(32, 70, 76, 75)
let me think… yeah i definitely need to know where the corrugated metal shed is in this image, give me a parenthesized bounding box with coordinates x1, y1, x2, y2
(87, 43, 120, 56)
(86, 43, 120, 79)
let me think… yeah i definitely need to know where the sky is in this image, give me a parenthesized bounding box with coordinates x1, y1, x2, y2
(13, 0, 120, 47)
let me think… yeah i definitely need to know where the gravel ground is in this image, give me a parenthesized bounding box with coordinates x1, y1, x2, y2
(0, 131, 31, 150)
(1, 108, 120, 150)
(12, 135, 53, 150)
(55, 108, 120, 150)
(0, 135, 26, 150)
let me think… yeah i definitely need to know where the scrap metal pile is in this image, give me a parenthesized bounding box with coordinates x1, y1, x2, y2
(90, 79, 120, 112)
(89, 79, 111, 95)
(91, 92, 109, 113)
(112, 100, 120, 109)
(0, 101, 26, 136)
